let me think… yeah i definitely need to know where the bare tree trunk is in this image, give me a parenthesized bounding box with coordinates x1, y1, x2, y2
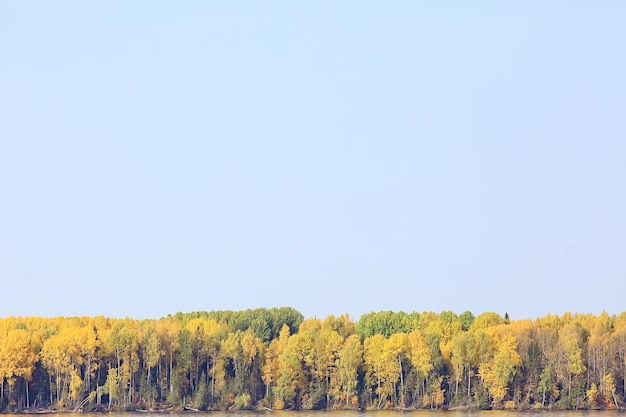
(211, 349, 217, 401)
(398, 356, 405, 407)
(56, 369, 61, 404)
(169, 350, 173, 394)
(147, 365, 151, 407)
(48, 373, 52, 405)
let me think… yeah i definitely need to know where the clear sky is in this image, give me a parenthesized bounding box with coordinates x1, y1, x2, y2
(1, 2, 625, 321)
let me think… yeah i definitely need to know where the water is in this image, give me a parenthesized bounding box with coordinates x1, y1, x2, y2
(5, 411, 623, 417)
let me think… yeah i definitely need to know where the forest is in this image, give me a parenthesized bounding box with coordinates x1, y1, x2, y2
(0, 307, 625, 412)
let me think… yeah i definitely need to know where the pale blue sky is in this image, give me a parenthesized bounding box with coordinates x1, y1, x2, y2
(1, 2, 625, 321)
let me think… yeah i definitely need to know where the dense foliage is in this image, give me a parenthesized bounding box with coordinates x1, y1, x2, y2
(1, 308, 625, 412)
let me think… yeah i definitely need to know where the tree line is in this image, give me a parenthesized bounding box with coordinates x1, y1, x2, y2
(1, 307, 625, 412)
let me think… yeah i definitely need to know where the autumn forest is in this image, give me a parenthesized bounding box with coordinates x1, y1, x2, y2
(1, 308, 626, 412)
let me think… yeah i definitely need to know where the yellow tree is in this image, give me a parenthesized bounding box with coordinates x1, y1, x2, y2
(183, 318, 203, 397)
(408, 329, 433, 405)
(600, 373, 618, 408)
(158, 319, 182, 399)
(40, 329, 73, 406)
(534, 315, 560, 406)
(140, 321, 161, 406)
(202, 319, 223, 404)
(322, 314, 356, 339)
(470, 312, 505, 331)
(110, 320, 140, 406)
(505, 319, 535, 405)
(332, 334, 362, 408)
(312, 327, 343, 409)
(74, 324, 99, 405)
(584, 313, 613, 391)
(422, 312, 462, 374)
(467, 323, 497, 407)
(479, 329, 520, 405)
(0, 321, 9, 399)
(273, 330, 312, 409)
(363, 334, 387, 408)
(219, 330, 243, 396)
(241, 329, 260, 373)
(376, 337, 401, 407)
(363, 333, 404, 408)
(40, 324, 99, 408)
(450, 330, 476, 400)
(262, 324, 290, 407)
(185, 317, 221, 398)
(240, 328, 264, 405)
(385, 332, 409, 407)
(612, 313, 626, 404)
(556, 320, 586, 404)
(0, 329, 37, 405)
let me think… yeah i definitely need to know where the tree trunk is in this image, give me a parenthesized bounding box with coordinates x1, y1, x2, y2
(169, 349, 173, 394)
(210, 352, 215, 400)
(147, 365, 151, 407)
(568, 374, 572, 399)
(56, 369, 61, 404)
(398, 356, 404, 407)
(86, 356, 91, 398)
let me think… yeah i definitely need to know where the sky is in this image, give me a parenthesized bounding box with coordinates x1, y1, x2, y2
(1, 2, 625, 322)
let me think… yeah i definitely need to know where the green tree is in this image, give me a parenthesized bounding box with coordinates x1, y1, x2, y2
(357, 311, 414, 339)
(537, 366, 555, 407)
